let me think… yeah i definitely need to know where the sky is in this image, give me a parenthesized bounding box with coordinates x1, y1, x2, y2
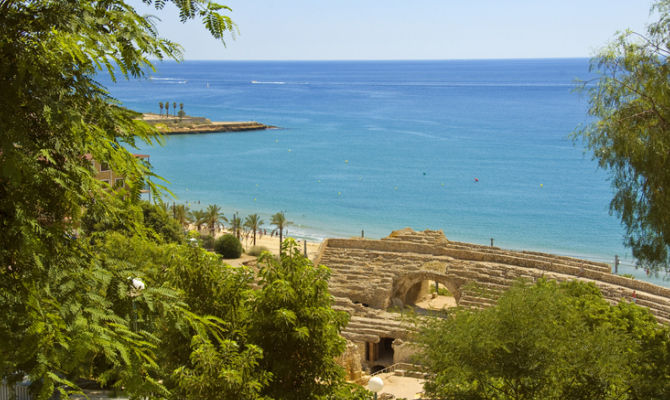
(132, 0, 658, 60)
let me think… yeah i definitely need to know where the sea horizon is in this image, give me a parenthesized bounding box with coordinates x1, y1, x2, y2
(152, 56, 592, 62)
(101, 58, 668, 286)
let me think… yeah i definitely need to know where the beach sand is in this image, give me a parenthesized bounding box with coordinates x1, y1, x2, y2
(236, 231, 322, 265)
(195, 226, 323, 267)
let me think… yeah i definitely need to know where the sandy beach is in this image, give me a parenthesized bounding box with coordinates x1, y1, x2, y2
(195, 226, 323, 266)
(238, 230, 322, 259)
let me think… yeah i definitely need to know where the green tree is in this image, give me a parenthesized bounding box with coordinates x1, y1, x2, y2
(165, 100, 170, 118)
(204, 204, 227, 236)
(96, 231, 269, 400)
(230, 212, 243, 240)
(189, 209, 207, 232)
(0, 0, 235, 398)
(173, 101, 177, 117)
(244, 213, 264, 246)
(171, 203, 191, 229)
(251, 240, 352, 400)
(573, 0, 670, 271)
(417, 279, 670, 400)
(141, 201, 185, 243)
(160, 101, 164, 116)
(271, 211, 292, 252)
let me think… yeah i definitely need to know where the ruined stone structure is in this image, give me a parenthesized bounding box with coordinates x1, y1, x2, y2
(314, 228, 670, 374)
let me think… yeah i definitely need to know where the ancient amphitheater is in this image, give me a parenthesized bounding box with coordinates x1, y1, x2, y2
(315, 228, 670, 377)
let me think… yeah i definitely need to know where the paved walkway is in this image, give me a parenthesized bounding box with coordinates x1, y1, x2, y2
(376, 372, 425, 399)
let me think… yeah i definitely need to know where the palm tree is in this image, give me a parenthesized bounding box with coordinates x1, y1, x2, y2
(171, 204, 190, 229)
(189, 209, 207, 232)
(230, 212, 242, 240)
(271, 211, 292, 253)
(173, 102, 177, 117)
(244, 214, 264, 246)
(204, 204, 227, 236)
(164, 101, 170, 118)
(159, 102, 164, 116)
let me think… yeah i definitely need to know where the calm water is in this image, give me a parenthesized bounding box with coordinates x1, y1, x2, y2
(101, 59, 664, 284)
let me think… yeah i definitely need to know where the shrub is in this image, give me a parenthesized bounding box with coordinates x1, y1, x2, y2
(246, 246, 269, 257)
(199, 235, 215, 250)
(214, 234, 243, 259)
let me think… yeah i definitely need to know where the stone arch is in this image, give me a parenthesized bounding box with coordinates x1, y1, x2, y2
(390, 269, 462, 309)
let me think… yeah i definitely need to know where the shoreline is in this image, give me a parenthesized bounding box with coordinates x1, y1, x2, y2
(182, 207, 666, 286)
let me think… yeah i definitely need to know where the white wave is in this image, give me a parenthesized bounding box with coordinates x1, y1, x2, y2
(251, 80, 286, 85)
(148, 77, 187, 84)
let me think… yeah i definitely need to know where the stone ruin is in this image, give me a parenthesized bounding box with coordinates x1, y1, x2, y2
(314, 228, 670, 377)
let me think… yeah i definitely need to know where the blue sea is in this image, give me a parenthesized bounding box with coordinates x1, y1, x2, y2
(100, 59, 665, 284)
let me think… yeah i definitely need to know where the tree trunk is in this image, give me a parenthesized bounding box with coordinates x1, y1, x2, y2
(279, 229, 283, 254)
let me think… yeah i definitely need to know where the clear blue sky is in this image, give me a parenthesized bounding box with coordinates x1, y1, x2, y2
(133, 0, 657, 60)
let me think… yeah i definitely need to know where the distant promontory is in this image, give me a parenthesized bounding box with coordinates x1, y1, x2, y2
(140, 113, 276, 135)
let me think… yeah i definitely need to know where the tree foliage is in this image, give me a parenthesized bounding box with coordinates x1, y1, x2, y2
(417, 279, 670, 400)
(270, 212, 292, 253)
(0, 0, 237, 397)
(251, 240, 352, 400)
(230, 212, 243, 240)
(96, 233, 361, 400)
(94, 230, 270, 400)
(204, 204, 227, 236)
(189, 209, 207, 232)
(244, 213, 264, 246)
(170, 203, 191, 228)
(141, 201, 185, 243)
(574, 0, 670, 271)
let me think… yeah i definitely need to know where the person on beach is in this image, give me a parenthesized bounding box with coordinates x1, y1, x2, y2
(632, 290, 637, 303)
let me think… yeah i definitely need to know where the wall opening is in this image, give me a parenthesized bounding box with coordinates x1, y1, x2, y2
(404, 280, 432, 306)
(391, 275, 460, 311)
(365, 338, 395, 367)
(378, 337, 394, 364)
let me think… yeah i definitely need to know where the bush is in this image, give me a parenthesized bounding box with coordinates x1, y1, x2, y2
(199, 235, 215, 250)
(246, 246, 269, 257)
(214, 234, 243, 258)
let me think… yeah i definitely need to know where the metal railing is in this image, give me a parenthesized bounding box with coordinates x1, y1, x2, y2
(370, 363, 401, 377)
(0, 380, 31, 400)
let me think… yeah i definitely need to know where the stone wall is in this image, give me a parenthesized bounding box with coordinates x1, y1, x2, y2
(335, 340, 364, 381)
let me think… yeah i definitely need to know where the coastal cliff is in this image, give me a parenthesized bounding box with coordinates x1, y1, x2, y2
(141, 113, 276, 134)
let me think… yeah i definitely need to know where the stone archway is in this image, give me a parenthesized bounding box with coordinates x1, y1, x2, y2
(389, 262, 461, 309)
